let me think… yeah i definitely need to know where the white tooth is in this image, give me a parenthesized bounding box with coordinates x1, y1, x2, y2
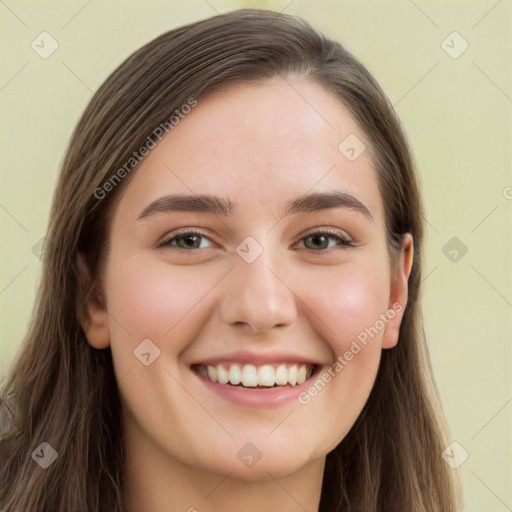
(217, 364, 229, 385)
(275, 364, 288, 385)
(206, 365, 217, 382)
(229, 364, 242, 385)
(241, 364, 258, 387)
(258, 364, 275, 387)
(288, 364, 298, 386)
(297, 364, 307, 384)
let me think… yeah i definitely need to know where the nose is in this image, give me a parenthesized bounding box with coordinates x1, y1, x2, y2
(219, 249, 297, 334)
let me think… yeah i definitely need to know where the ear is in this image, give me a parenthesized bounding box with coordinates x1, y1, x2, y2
(76, 253, 111, 349)
(382, 234, 414, 349)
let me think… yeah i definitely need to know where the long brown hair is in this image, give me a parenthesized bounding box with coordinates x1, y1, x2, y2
(0, 9, 462, 511)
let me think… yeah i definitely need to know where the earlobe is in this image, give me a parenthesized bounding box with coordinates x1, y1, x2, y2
(76, 253, 111, 349)
(382, 234, 414, 349)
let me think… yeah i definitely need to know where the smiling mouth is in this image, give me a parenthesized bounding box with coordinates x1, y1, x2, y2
(192, 363, 316, 388)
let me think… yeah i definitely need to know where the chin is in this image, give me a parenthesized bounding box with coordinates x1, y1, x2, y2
(193, 441, 322, 482)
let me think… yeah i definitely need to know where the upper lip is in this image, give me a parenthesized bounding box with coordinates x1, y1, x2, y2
(191, 350, 322, 367)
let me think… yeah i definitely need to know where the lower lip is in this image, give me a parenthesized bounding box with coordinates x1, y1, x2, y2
(194, 369, 319, 408)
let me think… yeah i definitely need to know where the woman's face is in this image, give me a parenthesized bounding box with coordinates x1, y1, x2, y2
(85, 78, 411, 481)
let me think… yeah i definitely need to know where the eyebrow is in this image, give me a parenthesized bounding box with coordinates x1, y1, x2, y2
(137, 191, 373, 222)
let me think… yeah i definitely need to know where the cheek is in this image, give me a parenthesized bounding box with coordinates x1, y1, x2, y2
(104, 252, 220, 355)
(301, 259, 391, 353)
(293, 257, 391, 431)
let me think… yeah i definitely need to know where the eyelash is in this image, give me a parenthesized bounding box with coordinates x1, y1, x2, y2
(157, 228, 354, 253)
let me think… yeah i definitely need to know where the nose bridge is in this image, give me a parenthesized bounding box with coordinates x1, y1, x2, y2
(219, 243, 297, 332)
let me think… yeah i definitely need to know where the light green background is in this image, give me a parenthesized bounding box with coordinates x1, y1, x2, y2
(1, 1, 511, 510)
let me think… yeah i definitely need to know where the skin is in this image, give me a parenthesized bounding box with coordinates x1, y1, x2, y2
(82, 78, 413, 512)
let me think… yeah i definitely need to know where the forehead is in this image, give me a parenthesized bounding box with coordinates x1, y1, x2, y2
(115, 79, 385, 225)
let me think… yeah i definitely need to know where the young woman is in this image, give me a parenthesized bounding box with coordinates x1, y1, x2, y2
(0, 9, 462, 511)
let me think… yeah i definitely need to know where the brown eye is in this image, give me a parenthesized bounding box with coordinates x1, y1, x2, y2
(299, 231, 353, 251)
(158, 231, 213, 250)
